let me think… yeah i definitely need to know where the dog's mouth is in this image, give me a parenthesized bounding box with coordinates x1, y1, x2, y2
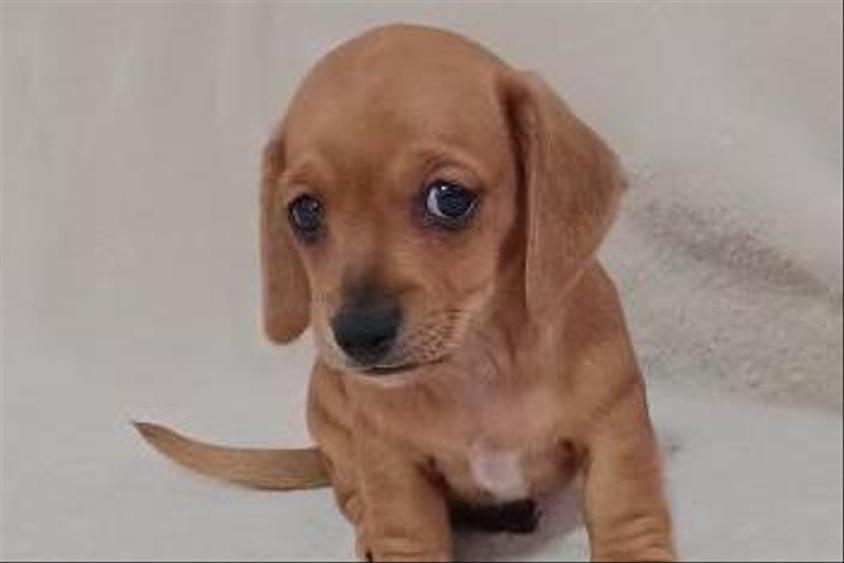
(318, 313, 462, 380)
(357, 355, 448, 378)
(363, 362, 421, 376)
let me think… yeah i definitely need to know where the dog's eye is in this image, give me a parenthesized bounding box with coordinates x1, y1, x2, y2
(424, 181, 477, 227)
(288, 194, 324, 240)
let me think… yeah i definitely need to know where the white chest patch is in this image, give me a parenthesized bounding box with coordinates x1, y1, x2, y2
(469, 443, 528, 501)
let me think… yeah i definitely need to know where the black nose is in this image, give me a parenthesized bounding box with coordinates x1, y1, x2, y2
(331, 299, 400, 365)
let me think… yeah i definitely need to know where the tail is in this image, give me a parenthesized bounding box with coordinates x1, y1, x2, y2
(133, 422, 331, 491)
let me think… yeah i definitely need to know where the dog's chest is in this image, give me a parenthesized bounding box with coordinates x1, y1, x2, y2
(467, 441, 528, 501)
(428, 381, 575, 504)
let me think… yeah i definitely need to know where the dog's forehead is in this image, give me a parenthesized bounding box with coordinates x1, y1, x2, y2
(283, 26, 511, 170)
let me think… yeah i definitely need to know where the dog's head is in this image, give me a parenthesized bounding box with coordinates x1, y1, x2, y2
(261, 25, 624, 380)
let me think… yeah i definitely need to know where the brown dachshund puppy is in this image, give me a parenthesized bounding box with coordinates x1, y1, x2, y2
(137, 24, 675, 562)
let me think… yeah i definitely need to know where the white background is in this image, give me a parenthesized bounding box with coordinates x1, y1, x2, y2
(2, 2, 842, 560)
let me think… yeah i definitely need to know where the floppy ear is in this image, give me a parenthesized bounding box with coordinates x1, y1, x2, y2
(260, 130, 311, 343)
(503, 71, 626, 319)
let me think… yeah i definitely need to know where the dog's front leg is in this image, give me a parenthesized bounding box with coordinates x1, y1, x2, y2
(355, 433, 452, 562)
(582, 382, 675, 562)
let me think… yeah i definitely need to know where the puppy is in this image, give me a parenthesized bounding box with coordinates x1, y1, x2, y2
(137, 24, 675, 562)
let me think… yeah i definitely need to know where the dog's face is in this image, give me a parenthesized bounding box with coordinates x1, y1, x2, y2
(261, 26, 624, 381)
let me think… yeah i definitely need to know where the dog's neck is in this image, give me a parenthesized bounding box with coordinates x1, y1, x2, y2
(446, 260, 540, 388)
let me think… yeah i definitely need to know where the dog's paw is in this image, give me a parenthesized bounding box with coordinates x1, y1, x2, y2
(356, 532, 451, 562)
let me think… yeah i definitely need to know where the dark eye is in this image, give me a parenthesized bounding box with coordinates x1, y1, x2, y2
(424, 181, 477, 227)
(288, 194, 324, 240)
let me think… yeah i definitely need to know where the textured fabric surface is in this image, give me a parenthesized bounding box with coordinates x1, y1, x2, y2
(1, 2, 841, 560)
